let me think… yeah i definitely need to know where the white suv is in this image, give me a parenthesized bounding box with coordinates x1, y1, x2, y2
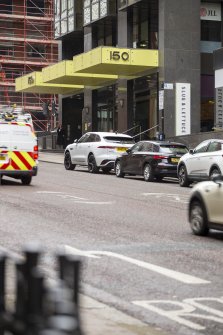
(64, 132, 134, 173)
(178, 139, 223, 187)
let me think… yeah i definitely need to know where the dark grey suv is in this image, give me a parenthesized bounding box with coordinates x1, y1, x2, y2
(115, 141, 188, 182)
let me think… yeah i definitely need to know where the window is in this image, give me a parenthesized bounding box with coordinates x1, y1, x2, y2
(104, 136, 134, 144)
(0, 0, 12, 14)
(207, 141, 222, 152)
(194, 140, 210, 153)
(78, 134, 89, 143)
(159, 145, 188, 154)
(131, 142, 142, 152)
(141, 142, 154, 152)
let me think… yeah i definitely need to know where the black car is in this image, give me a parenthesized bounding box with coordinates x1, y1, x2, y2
(115, 141, 188, 182)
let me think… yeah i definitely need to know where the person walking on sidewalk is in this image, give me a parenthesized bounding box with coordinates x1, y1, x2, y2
(56, 124, 65, 149)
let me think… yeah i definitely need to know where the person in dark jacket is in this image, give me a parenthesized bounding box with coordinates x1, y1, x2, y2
(56, 124, 65, 148)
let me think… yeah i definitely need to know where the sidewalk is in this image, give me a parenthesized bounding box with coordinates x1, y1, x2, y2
(39, 150, 167, 335)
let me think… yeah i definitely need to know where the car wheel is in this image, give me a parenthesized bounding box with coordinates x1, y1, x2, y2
(210, 168, 221, 180)
(88, 155, 99, 173)
(178, 165, 190, 187)
(101, 167, 111, 174)
(115, 161, 125, 178)
(143, 164, 154, 182)
(189, 199, 209, 236)
(21, 175, 32, 185)
(64, 152, 76, 170)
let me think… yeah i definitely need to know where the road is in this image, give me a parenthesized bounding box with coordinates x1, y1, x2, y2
(1, 161, 223, 335)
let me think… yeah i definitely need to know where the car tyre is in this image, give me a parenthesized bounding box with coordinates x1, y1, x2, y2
(189, 199, 209, 236)
(115, 161, 125, 178)
(143, 164, 154, 182)
(178, 164, 190, 187)
(21, 175, 32, 185)
(64, 152, 76, 170)
(210, 168, 221, 180)
(88, 154, 99, 173)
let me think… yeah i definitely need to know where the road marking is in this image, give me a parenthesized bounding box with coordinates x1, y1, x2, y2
(37, 191, 63, 194)
(133, 297, 223, 330)
(64, 246, 210, 284)
(142, 192, 188, 203)
(36, 192, 113, 205)
(64, 245, 100, 259)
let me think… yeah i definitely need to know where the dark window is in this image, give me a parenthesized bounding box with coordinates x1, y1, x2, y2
(207, 141, 222, 152)
(131, 142, 142, 152)
(141, 142, 153, 151)
(87, 134, 97, 142)
(159, 145, 188, 154)
(27, 0, 45, 16)
(103, 136, 134, 144)
(201, 20, 221, 42)
(0, 0, 12, 14)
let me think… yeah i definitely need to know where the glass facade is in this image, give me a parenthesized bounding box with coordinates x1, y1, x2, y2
(200, 1, 222, 131)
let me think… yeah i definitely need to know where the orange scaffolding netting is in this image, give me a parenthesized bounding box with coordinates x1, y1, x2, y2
(0, 0, 59, 131)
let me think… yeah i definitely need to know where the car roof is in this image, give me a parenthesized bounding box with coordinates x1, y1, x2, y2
(86, 132, 133, 138)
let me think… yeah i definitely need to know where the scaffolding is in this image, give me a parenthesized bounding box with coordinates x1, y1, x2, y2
(0, 0, 59, 131)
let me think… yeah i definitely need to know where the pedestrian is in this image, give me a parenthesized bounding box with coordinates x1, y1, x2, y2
(56, 124, 65, 149)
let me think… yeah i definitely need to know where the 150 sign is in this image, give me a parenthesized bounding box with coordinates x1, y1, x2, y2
(110, 51, 129, 61)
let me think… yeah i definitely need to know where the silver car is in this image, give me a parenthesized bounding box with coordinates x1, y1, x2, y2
(188, 175, 223, 235)
(178, 139, 223, 187)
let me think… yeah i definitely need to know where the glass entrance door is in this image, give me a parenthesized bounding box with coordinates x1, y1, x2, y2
(97, 106, 114, 132)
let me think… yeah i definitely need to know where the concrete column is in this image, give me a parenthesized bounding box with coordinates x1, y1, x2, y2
(159, 0, 200, 137)
(83, 26, 97, 133)
(116, 9, 133, 132)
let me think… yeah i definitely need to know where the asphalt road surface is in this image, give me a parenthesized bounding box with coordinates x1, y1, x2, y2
(1, 161, 223, 335)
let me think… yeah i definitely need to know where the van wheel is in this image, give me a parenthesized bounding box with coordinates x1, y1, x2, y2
(21, 175, 32, 185)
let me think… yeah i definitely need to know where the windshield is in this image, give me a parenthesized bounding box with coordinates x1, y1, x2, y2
(159, 145, 188, 154)
(103, 136, 135, 144)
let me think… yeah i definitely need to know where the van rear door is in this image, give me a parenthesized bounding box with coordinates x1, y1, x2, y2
(0, 123, 11, 164)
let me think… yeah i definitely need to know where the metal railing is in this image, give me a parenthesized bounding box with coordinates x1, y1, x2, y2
(0, 243, 82, 335)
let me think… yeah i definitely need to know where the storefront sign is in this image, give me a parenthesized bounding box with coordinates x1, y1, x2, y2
(175, 83, 191, 136)
(159, 90, 164, 110)
(200, 3, 221, 21)
(110, 51, 129, 61)
(28, 76, 34, 85)
(215, 88, 223, 128)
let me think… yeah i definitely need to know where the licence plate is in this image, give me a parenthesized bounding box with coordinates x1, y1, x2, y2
(171, 157, 180, 163)
(116, 147, 127, 152)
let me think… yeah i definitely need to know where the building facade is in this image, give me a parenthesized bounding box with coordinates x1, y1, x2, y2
(16, 0, 221, 141)
(0, 0, 58, 130)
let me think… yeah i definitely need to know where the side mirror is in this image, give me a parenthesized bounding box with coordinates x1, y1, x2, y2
(189, 149, 194, 154)
(126, 148, 131, 154)
(212, 174, 223, 186)
(74, 139, 77, 143)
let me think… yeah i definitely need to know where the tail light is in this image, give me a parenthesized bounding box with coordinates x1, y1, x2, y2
(33, 145, 38, 160)
(153, 155, 168, 160)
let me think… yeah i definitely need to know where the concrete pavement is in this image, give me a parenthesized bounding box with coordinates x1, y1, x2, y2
(38, 150, 168, 335)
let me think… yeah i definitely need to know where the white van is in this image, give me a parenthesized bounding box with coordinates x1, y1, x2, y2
(0, 121, 38, 185)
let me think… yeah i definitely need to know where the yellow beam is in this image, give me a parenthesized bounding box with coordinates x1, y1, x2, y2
(73, 47, 158, 76)
(15, 72, 84, 95)
(42, 60, 118, 86)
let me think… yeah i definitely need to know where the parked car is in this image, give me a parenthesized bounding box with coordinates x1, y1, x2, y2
(64, 132, 135, 173)
(188, 175, 223, 235)
(178, 139, 223, 187)
(114, 140, 188, 182)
